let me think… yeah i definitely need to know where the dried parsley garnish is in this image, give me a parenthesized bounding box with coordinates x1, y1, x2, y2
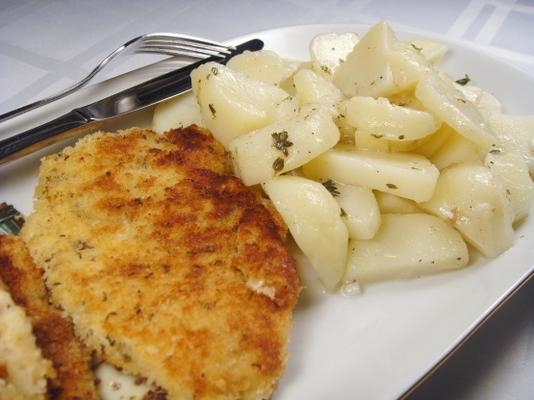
(455, 74, 470, 86)
(272, 130, 293, 156)
(386, 183, 398, 189)
(410, 43, 422, 52)
(208, 103, 216, 118)
(272, 157, 285, 172)
(322, 179, 340, 197)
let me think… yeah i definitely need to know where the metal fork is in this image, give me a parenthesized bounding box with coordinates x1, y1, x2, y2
(0, 33, 235, 123)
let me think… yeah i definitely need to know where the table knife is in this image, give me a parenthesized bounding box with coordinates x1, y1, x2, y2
(0, 38, 263, 165)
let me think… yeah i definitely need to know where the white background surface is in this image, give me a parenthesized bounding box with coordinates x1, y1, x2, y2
(0, 1, 533, 399)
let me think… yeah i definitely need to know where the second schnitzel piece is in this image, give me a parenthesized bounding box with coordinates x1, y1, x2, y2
(22, 126, 300, 400)
(0, 235, 98, 399)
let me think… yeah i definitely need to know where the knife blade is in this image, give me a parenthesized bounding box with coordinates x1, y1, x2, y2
(0, 38, 264, 165)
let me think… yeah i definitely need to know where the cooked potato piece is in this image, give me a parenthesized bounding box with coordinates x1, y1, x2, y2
(293, 69, 344, 114)
(406, 39, 448, 63)
(388, 90, 425, 110)
(419, 163, 515, 258)
(413, 123, 454, 158)
(354, 129, 389, 152)
(333, 21, 397, 97)
(263, 176, 348, 290)
(310, 32, 359, 80)
(415, 70, 495, 150)
(303, 147, 439, 202)
(345, 96, 440, 141)
(226, 50, 300, 86)
(229, 106, 340, 186)
(271, 95, 299, 121)
(324, 181, 380, 239)
(387, 40, 431, 92)
(454, 84, 503, 118)
(191, 62, 289, 146)
(374, 191, 420, 213)
(431, 132, 482, 170)
(486, 152, 534, 222)
(476, 90, 503, 118)
(344, 213, 468, 283)
(152, 92, 203, 133)
(388, 138, 429, 152)
(486, 114, 534, 174)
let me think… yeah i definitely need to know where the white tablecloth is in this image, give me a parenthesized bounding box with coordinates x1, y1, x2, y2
(0, 1, 533, 398)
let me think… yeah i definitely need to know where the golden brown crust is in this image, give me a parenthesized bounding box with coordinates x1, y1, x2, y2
(22, 126, 300, 400)
(0, 235, 98, 400)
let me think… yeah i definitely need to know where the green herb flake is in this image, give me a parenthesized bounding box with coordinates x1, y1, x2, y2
(456, 97, 467, 103)
(489, 149, 502, 154)
(320, 65, 331, 74)
(340, 208, 347, 217)
(398, 134, 405, 140)
(322, 179, 340, 197)
(371, 133, 384, 139)
(272, 157, 285, 172)
(455, 74, 470, 86)
(271, 130, 293, 156)
(410, 43, 422, 52)
(211, 66, 219, 75)
(386, 183, 398, 189)
(208, 103, 216, 118)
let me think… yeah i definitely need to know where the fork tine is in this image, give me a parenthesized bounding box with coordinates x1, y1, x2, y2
(139, 42, 231, 58)
(144, 33, 235, 51)
(141, 38, 233, 55)
(136, 47, 225, 59)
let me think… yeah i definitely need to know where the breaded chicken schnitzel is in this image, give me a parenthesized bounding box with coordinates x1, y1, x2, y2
(22, 126, 300, 400)
(0, 277, 54, 400)
(0, 235, 98, 399)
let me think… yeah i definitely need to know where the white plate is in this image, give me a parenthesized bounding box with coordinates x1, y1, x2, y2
(1, 24, 533, 400)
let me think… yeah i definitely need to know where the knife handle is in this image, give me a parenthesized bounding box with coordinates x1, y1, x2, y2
(0, 111, 102, 165)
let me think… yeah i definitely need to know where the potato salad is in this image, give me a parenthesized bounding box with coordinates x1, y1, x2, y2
(152, 21, 534, 292)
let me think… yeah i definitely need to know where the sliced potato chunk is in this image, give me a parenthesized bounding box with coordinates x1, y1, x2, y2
(454, 84, 503, 119)
(226, 50, 300, 86)
(333, 21, 397, 97)
(406, 39, 448, 63)
(263, 176, 348, 290)
(229, 106, 339, 186)
(415, 70, 495, 150)
(419, 163, 514, 258)
(345, 96, 440, 140)
(486, 114, 534, 174)
(152, 92, 203, 133)
(387, 41, 431, 92)
(344, 213, 468, 283)
(310, 32, 359, 80)
(191, 62, 289, 146)
(293, 69, 344, 114)
(486, 152, 534, 222)
(354, 130, 389, 152)
(430, 132, 482, 170)
(326, 181, 381, 240)
(303, 147, 439, 202)
(374, 191, 420, 213)
(413, 123, 454, 158)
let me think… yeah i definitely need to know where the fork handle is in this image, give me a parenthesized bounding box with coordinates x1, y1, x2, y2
(0, 110, 102, 164)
